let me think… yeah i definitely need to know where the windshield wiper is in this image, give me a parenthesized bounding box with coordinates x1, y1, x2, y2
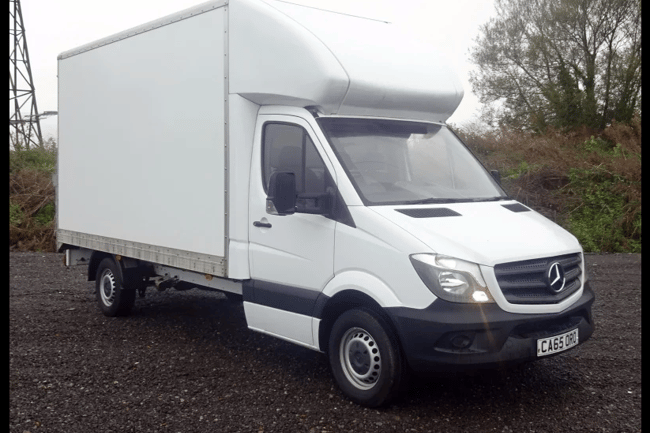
(400, 198, 470, 205)
(470, 196, 509, 202)
(400, 196, 508, 205)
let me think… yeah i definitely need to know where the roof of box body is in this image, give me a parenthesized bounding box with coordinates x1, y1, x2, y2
(59, 0, 464, 123)
(231, 0, 464, 123)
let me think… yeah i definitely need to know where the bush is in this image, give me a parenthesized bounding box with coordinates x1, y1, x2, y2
(566, 119, 641, 252)
(9, 201, 25, 226)
(9, 142, 58, 252)
(9, 139, 57, 174)
(455, 117, 641, 253)
(566, 168, 641, 252)
(34, 202, 55, 227)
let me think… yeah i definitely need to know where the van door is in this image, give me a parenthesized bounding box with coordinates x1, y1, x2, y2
(246, 114, 336, 349)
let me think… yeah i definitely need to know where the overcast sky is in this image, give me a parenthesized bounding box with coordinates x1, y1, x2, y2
(18, 0, 496, 139)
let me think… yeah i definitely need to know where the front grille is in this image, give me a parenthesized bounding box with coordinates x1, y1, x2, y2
(494, 253, 582, 304)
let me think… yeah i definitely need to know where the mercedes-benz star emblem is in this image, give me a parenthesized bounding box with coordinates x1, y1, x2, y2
(546, 262, 566, 293)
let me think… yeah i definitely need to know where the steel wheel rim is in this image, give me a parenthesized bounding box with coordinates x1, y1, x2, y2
(339, 327, 381, 390)
(99, 269, 116, 307)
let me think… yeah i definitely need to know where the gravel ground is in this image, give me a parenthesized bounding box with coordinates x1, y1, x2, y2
(10, 252, 641, 433)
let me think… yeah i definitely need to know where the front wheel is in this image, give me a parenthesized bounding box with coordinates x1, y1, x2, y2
(328, 308, 407, 407)
(95, 257, 136, 317)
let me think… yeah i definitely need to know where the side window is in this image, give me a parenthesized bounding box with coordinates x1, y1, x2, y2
(262, 123, 328, 194)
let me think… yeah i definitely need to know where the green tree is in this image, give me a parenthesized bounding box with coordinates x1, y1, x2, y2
(469, 0, 641, 131)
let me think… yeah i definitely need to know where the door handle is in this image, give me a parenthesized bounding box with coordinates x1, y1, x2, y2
(253, 221, 272, 228)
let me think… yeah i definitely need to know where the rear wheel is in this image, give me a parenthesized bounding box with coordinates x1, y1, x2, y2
(328, 308, 406, 407)
(95, 257, 136, 317)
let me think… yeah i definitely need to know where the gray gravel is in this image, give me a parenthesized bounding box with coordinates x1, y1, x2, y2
(10, 252, 641, 432)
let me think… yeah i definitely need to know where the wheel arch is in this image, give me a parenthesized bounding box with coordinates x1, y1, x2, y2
(315, 270, 404, 352)
(88, 252, 150, 291)
(88, 251, 115, 282)
(317, 289, 402, 354)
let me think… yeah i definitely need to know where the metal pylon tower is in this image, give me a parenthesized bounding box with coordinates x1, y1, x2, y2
(10, 0, 43, 149)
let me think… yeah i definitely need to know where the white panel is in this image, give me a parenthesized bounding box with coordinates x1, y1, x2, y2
(267, 1, 464, 123)
(58, 1, 227, 60)
(58, 8, 227, 258)
(331, 206, 435, 310)
(244, 302, 317, 350)
(228, 0, 463, 123)
(229, 0, 349, 113)
(226, 95, 260, 279)
(369, 202, 582, 267)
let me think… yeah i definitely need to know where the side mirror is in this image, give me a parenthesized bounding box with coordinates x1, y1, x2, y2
(490, 170, 502, 185)
(267, 172, 296, 215)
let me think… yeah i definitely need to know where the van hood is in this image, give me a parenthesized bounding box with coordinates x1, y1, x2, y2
(370, 201, 582, 267)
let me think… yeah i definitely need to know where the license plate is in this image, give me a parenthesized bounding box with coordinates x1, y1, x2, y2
(537, 328, 579, 357)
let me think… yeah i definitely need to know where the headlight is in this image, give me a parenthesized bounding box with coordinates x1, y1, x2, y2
(410, 254, 495, 303)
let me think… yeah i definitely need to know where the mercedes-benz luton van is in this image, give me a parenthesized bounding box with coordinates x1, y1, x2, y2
(57, 0, 595, 407)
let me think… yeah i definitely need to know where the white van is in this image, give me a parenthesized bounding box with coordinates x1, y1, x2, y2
(57, 0, 595, 407)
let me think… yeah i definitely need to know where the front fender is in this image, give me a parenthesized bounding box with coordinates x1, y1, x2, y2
(319, 270, 402, 310)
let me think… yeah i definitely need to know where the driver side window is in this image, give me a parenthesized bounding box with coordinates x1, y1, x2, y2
(262, 122, 329, 195)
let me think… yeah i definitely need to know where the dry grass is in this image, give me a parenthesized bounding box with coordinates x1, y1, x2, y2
(9, 168, 57, 252)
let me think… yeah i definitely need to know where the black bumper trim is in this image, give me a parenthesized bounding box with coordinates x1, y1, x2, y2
(386, 282, 595, 372)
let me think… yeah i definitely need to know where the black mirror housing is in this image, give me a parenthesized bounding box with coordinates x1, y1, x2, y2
(267, 172, 296, 215)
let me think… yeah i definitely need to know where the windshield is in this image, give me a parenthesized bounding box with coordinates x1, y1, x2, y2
(317, 117, 507, 205)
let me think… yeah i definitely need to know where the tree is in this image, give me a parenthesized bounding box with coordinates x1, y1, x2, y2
(469, 0, 641, 131)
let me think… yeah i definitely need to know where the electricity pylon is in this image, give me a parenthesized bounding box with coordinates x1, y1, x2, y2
(10, 0, 43, 149)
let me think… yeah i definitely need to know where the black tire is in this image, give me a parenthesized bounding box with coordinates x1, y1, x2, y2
(95, 257, 136, 317)
(328, 308, 406, 407)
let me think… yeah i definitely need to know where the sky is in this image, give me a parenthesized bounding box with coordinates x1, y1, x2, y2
(17, 0, 496, 140)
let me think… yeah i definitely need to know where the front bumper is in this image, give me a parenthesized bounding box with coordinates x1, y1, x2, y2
(386, 282, 595, 372)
